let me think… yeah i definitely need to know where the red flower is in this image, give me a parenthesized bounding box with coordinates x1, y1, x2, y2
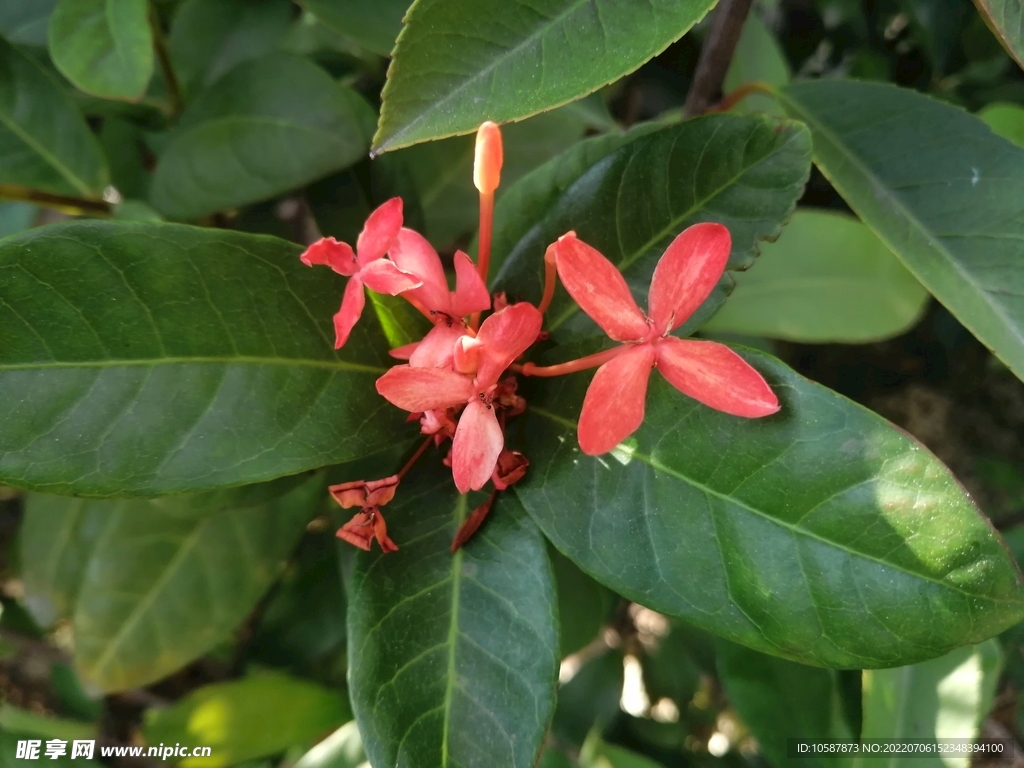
(549, 223, 779, 456)
(374, 303, 542, 493)
(299, 198, 422, 349)
(387, 228, 491, 368)
(329, 475, 400, 552)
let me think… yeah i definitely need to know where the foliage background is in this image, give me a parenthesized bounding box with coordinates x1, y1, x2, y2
(2, 0, 1024, 766)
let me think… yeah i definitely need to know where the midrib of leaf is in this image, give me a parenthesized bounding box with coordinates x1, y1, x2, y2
(0, 52, 94, 197)
(0, 357, 385, 373)
(775, 89, 1024, 372)
(377, 0, 596, 149)
(527, 405, 1015, 603)
(440, 493, 468, 765)
(546, 123, 797, 332)
(82, 515, 207, 681)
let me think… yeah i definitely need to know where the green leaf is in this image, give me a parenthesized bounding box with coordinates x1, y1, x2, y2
(143, 670, 351, 766)
(251, 530, 348, 675)
(400, 107, 587, 247)
(294, 722, 367, 768)
(0, 203, 36, 239)
(973, 0, 1024, 70)
(48, 0, 154, 101)
(579, 732, 662, 768)
(704, 209, 930, 343)
(150, 54, 373, 220)
(776, 79, 1024, 383)
(857, 640, 1002, 768)
(21, 476, 323, 691)
(168, 0, 293, 95)
(723, 12, 790, 116)
(0, 0, 57, 46)
(373, 0, 718, 152)
(0, 220, 407, 496)
(492, 114, 812, 343)
(897, 0, 969, 73)
(716, 641, 852, 768)
(552, 546, 615, 658)
(297, 0, 409, 56)
(979, 101, 1024, 148)
(0, 38, 109, 197)
(346, 463, 559, 768)
(0, 705, 96, 741)
(515, 349, 1024, 668)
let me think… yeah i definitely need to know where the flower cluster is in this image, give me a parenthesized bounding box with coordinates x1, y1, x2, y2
(300, 122, 780, 553)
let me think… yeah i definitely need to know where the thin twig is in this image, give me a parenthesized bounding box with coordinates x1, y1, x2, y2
(683, 0, 755, 118)
(0, 183, 111, 217)
(149, 2, 184, 116)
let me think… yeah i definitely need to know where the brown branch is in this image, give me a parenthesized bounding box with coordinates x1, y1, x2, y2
(0, 183, 112, 217)
(683, 0, 755, 118)
(149, 2, 184, 116)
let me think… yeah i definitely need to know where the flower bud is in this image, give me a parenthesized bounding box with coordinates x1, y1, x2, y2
(473, 121, 503, 194)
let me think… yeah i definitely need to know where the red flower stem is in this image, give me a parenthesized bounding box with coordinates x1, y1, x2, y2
(537, 245, 558, 315)
(397, 436, 434, 480)
(513, 345, 629, 377)
(706, 81, 776, 114)
(402, 293, 434, 321)
(469, 191, 495, 332)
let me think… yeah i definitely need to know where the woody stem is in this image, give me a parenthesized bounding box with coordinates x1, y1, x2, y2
(513, 345, 629, 377)
(397, 436, 434, 480)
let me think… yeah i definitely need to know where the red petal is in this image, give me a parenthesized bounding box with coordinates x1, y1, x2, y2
(359, 258, 422, 295)
(372, 511, 400, 553)
(452, 398, 503, 493)
(648, 223, 731, 335)
(337, 512, 374, 551)
(389, 342, 419, 360)
(328, 480, 368, 509)
(375, 365, 475, 412)
(333, 276, 365, 349)
(552, 233, 648, 342)
(365, 475, 400, 506)
(388, 228, 450, 313)
(300, 237, 358, 276)
(409, 323, 464, 369)
(474, 302, 542, 388)
(356, 197, 403, 265)
(450, 250, 491, 317)
(578, 345, 655, 455)
(654, 337, 779, 418)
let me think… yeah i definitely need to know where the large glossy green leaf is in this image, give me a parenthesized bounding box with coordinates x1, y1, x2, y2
(150, 54, 373, 220)
(400, 107, 586, 247)
(776, 80, 1024, 383)
(0, 38, 108, 197)
(48, 0, 153, 101)
(0, 0, 57, 46)
(373, 0, 718, 152)
(21, 475, 322, 691)
(857, 640, 1002, 767)
(492, 114, 812, 343)
(704, 209, 930, 342)
(974, 0, 1024, 70)
(717, 640, 853, 768)
(514, 349, 1024, 668)
(297, 0, 409, 56)
(0, 220, 406, 496)
(169, 0, 293, 95)
(144, 670, 351, 766)
(347, 463, 559, 768)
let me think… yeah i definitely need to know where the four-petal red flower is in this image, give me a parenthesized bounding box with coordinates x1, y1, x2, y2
(550, 223, 780, 456)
